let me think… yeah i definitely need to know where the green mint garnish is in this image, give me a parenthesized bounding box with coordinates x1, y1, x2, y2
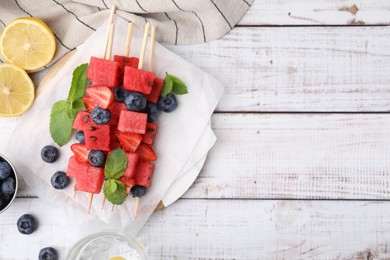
(161, 73, 188, 97)
(103, 148, 128, 205)
(104, 148, 128, 179)
(49, 63, 88, 146)
(103, 179, 127, 205)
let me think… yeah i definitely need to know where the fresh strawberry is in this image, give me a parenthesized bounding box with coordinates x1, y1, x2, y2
(82, 96, 97, 112)
(118, 176, 135, 188)
(136, 143, 157, 161)
(85, 86, 114, 109)
(70, 143, 89, 163)
(118, 132, 142, 153)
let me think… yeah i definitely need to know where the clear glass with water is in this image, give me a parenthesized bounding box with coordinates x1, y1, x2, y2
(66, 232, 147, 260)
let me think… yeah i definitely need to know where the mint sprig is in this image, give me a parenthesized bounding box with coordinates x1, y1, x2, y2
(49, 63, 88, 146)
(161, 73, 188, 97)
(103, 148, 128, 205)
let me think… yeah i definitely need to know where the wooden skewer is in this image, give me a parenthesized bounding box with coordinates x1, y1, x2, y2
(111, 204, 115, 212)
(125, 22, 134, 57)
(101, 195, 106, 209)
(138, 22, 151, 70)
(134, 197, 140, 219)
(105, 23, 115, 60)
(73, 190, 77, 199)
(87, 193, 94, 213)
(103, 5, 116, 58)
(148, 26, 156, 72)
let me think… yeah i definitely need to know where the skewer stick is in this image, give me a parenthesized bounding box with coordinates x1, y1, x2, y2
(105, 23, 115, 60)
(73, 190, 77, 199)
(111, 204, 115, 212)
(101, 195, 106, 209)
(87, 193, 94, 213)
(148, 26, 156, 72)
(125, 22, 134, 57)
(138, 22, 151, 70)
(134, 197, 140, 219)
(103, 5, 116, 58)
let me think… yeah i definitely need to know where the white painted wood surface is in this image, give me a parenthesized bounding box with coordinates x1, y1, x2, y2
(2, 1, 390, 259)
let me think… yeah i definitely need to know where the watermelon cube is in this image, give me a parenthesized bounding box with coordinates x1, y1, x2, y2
(123, 67, 155, 94)
(74, 166, 104, 194)
(66, 156, 89, 178)
(72, 111, 91, 130)
(134, 161, 154, 188)
(123, 153, 139, 179)
(118, 176, 135, 189)
(108, 102, 127, 126)
(114, 55, 139, 72)
(87, 56, 121, 88)
(146, 78, 164, 104)
(84, 124, 111, 151)
(142, 123, 158, 145)
(118, 110, 147, 134)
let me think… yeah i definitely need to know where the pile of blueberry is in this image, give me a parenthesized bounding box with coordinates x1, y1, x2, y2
(0, 158, 16, 212)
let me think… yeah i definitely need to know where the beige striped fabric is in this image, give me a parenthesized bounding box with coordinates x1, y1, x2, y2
(0, 0, 253, 67)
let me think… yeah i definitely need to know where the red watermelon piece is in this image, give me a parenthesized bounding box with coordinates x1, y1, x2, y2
(136, 143, 157, 161)
(123, 67, 155, 94)
(108, 102, 127, 126)
(70, 143, 89, 163)
(66, 156, 89, 178)
(74, 166, 104, 194)
(118, 132, 142, 153)
(82, 96, 97, 112)
(123, 153, 139, 179)
(87, 56, 121, 88)
(114, 55, 139, 72)
(134, 161, 154, 188)
(85, 86, 114, 109)
(84, 124, 111, 151)
(146, 78, 163, 104)
(72, 111, 91, 131)
(142, 123, 158, 146)
(118, 110, 147, 134)
(118, 176, 135, 188)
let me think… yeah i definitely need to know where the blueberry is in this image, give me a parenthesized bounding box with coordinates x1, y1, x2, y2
(17, 214, 38, 235)
(39, 247, 58, 260)
(157, 93, 177, 113)
(130, 185, 146, 197)
(0, 161, 12, 180)
(41, 145, 59, 163)
(144, 102, 159, 123)
(50, 171, 69, 190)
(1, 177, 15, 195)
(91, 106, 111, 124)
(114, 84, 129, 102)
(124, 92, 147, 112)
(75, 130, 85, 143)
(0, 197, 4, 210)
(88, 150, 106, 167)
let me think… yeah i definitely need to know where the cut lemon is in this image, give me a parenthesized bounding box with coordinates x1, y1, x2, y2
(0, 17, 56, 71)
(0, 63, 35, 117)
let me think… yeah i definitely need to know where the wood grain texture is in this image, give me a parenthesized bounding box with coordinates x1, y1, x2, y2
(240, 0, 390, 25)
(164, 26, 390, 112)
(180, 113, 390, 200)
(2, 198, 390, 259)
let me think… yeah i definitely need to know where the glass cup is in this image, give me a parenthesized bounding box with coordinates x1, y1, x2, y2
(66, 232, 147, 260)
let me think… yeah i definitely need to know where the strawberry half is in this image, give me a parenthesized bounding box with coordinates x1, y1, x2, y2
(86, 86, 114, 109)
(118, 132, 142, 153)
(118, 176, 135, 188)
(70, 143, 89, 163)
(82, 96, 97, 112)
(136, 143, 157, 161)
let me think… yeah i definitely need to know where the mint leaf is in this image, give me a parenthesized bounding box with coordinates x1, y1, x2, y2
(170, 75, 188, 95)
(161, 75, 173, 97)
(67, 63, 88, 103)
(104, 180, 127, 205)
(110, 179, 117, 193)
(72, 98, 85, 111)
(104, 148, 127, 179)
(50, 100, 75, 146)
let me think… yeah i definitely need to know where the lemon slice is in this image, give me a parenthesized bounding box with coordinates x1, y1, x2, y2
(0, 63, 35, 117)
(0, 17, 56, 71)
(109, 257, 126, 260)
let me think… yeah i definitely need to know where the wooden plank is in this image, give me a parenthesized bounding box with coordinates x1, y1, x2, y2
(2, 198, 390, 259)
(239, 0, 390, 25)
(164, 26, 390, 112)
(180, 113, 390, 200)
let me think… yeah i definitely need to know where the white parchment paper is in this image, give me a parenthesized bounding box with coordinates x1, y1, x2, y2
(3, 16, 224, 236)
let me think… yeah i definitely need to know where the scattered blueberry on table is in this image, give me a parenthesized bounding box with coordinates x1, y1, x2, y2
(39, 247, 58, 260)
(41, 145, 59, 163)
(158, 93, 177, 113)
(50, 171, 69, 190)
(17, 214, 38, 235)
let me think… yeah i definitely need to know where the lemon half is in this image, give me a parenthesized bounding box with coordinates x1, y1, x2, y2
(0, 63, 35, 117)
(0, 17, 56, 71)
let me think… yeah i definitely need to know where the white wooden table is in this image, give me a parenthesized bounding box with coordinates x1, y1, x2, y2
(2, 1, 390, 259)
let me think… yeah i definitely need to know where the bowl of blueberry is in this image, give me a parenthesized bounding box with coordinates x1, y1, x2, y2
(0, 154, 18, 214)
